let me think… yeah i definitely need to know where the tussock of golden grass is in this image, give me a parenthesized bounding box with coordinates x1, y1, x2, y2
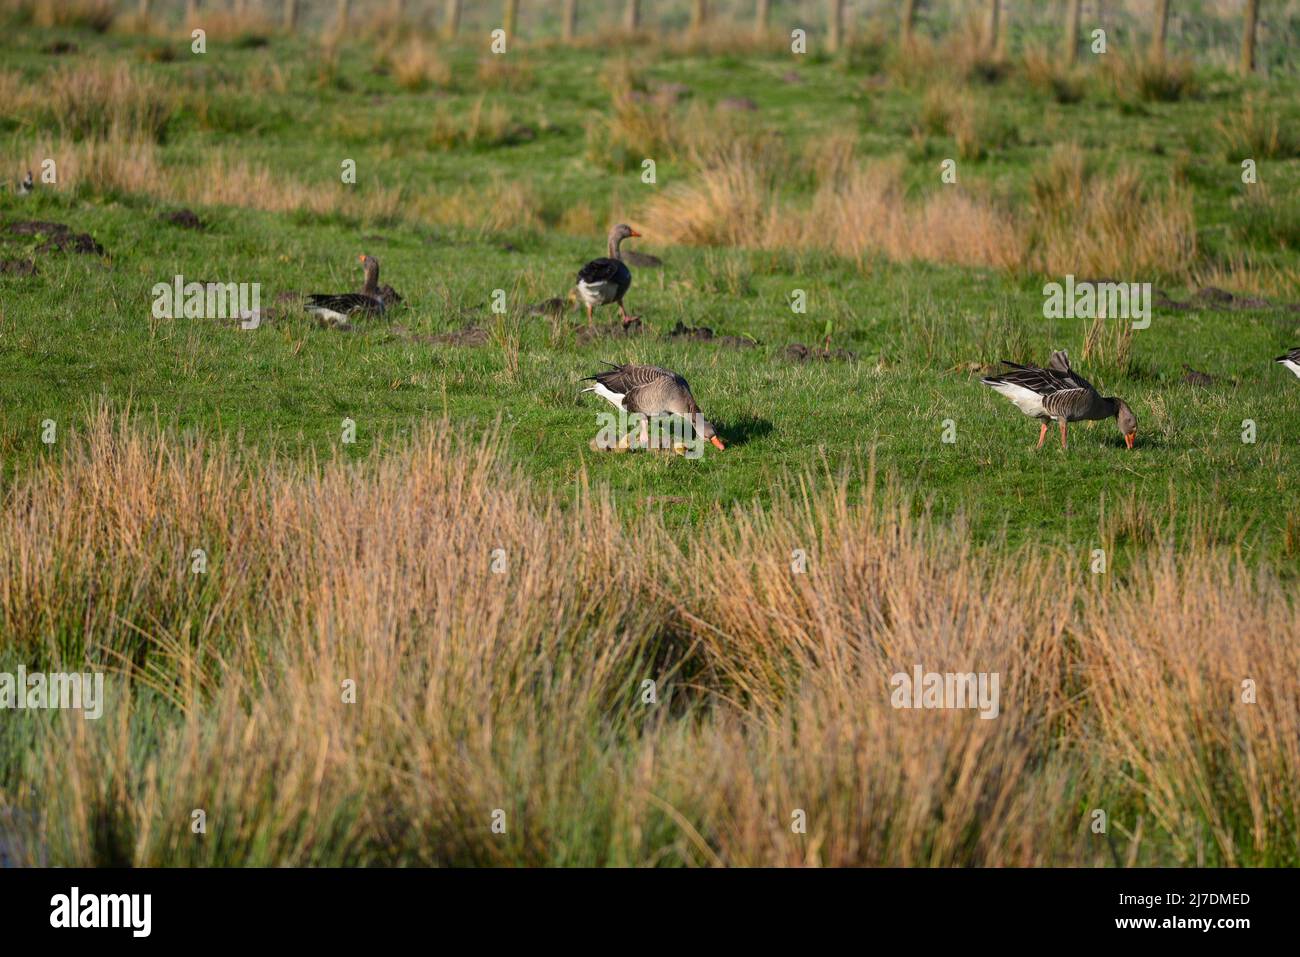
(1078, 550, 1300, 865)
(1021, 44, 1085, 104)
(389, 38, 453, 92)
(177, 7, 275, 41)
(427, 96, 521, 151)
(1191, 254, 1300, 300)
(31, 0, 114, 31)
(1105, 52, 1198, 103)
(411, 176, 545, 234)
(1030, 154, 1197, 278)
(800, 131, 858, 188)
(1080, 313, 1135, 374)
(887, 18, 1005, 87)
(20, 134, 161, 195)
(6, 414, 1296, 865)
(475, 55, 535, 92)
(24, 133, 405, 222)
(916, 83, 1012, 160)
(636, 145, 779, 248)
(13, 61, 172, 142)
(1215, 95, 1298, 161)
(642, 154, 1024, 271)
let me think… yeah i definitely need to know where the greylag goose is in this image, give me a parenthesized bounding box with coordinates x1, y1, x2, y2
(582, 362, 725, 450)
(1274, 347, 1300, 378)
(577, 224, 640, 328)
(305, 254, 385, 324)
(982, 350, 1137, 449)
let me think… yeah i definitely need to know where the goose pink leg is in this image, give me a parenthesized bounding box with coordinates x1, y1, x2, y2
(1036, 421, 1048, 449)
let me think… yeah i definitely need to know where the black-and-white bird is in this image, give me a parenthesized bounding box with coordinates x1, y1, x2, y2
(1274, 347, 1300, 379)
(305, 255, 385, 325)
(582, 362, 725, 450)
(17, 170, 33, 195)
(576, 224, 640, 328)
(981, 350, 1137, 449)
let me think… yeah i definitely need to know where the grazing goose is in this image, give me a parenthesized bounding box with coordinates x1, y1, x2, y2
(576, 224, 640, 328)
(582, 362, 725, 450)
(982, 350, 1137, 450)
(305, 254, 385, 325)
(1274, 347, 1300, 379)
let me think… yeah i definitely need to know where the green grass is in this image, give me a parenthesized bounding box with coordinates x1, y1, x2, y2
(2, 19, 1300, 566)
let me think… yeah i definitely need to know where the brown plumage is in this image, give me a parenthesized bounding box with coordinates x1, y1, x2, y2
(582, 362, 725, 450)
(981, 350, 1138, 449)
(305, 254, 385, 325)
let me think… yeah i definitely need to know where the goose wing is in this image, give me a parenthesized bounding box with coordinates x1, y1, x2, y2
(306, 293, 384, 317)
(986, 361, 1076, 396)
(577, 257, 628, 286)
(584, 364, 693, 413)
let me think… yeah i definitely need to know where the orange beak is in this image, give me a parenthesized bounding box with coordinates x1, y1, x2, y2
(628, 229, 642, 238)
(1125, 432, 1136, 449)
(710, 436, 726, 451)
(358, 254, 366, 262)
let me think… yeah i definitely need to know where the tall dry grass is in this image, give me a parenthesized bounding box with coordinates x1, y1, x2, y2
(5, 60, 173, 142)
(640, 153, 1025, 271)
(641, 143, 1195, 280)
(1028, 145, 1197, 277)
(1, 412, 1296, 866)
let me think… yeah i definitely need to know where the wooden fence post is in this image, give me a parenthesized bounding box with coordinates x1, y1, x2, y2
(690, 0, 707, 34)
(1241, 0, 1259, 75)
(1063, 0, 1081, 66)
(1151, 0, 1170, 60)
(984, 0, 1000, 54)
(563, 0, 577, 42)
(624, 0, 639, 32)
(828, 0, 844, 51)
(444, 0, 462, 38)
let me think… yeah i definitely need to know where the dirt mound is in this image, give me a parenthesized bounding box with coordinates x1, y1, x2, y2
(8, 221, 104, 255)
(663, 321, 756, 349)
(528, 297, 569, 317)
(576, 320, 643, 344)
(162, 209, 205, 230)
(1156, 287, 1285, 312)
(784, 342, 857, 362)
(0, 259, 37, 276)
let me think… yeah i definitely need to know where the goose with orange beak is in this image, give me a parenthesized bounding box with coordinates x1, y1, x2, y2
(982, 350, 1137, 450)
(582, 363, 726, 451)
(305, 254, 386, 325)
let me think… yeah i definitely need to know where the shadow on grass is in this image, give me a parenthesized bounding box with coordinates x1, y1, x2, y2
(719, 415, 773, 447)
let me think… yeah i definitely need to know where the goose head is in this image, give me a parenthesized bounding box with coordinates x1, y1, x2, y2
(1113, 398, 1137, 449)
(358, 254, 380, 292)
(693, 414, 726, 451)
(607, 223, 641, 256)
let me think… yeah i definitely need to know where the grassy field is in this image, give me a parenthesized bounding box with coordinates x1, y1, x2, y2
(1, 0, 1299, 867)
